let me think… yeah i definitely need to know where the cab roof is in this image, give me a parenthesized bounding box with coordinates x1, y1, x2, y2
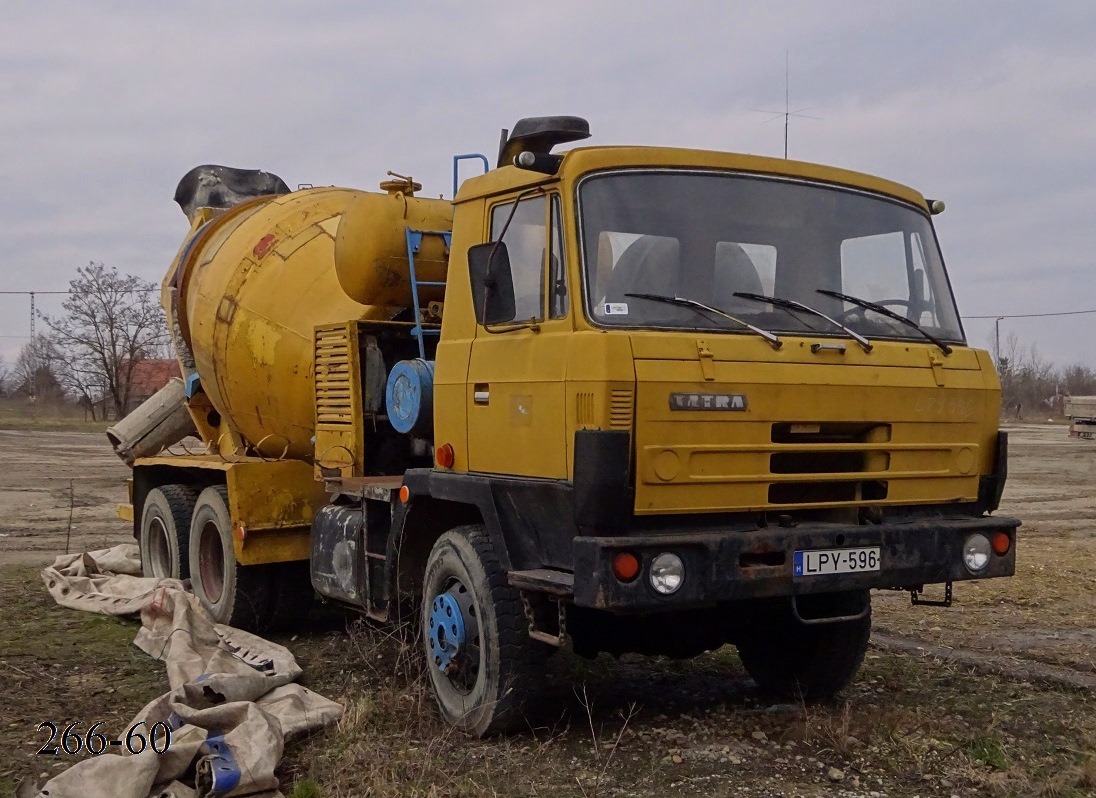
(454, 145, 928, 210)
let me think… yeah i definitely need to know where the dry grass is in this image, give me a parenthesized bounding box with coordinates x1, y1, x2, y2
(277, 614, 1096, 798)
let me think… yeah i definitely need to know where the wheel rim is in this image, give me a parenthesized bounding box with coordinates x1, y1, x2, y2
(147, 516, 171, 578)
(427, 579, 480, 693)
(198, 520, 225, 603)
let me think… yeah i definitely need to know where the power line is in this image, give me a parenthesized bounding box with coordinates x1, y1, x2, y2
(965, 308, 1096, 320)
(0, 289, 158, 294)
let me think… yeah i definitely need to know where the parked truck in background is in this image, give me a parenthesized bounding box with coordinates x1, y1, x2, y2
(111, 116, 1020, 735)
(1064, 396, 1096, 438)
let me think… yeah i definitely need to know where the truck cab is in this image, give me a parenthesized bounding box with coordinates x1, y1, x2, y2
(381, 119, 1018, 734)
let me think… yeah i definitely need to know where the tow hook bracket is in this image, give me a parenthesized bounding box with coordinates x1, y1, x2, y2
(519, 590, 571, 649)
(910, 581, 953, 607)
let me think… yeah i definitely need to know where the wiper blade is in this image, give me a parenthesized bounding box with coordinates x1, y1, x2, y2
(816, 289, 953, 355)
(733, 291, 873, 353)
(625, 293, 782, 349)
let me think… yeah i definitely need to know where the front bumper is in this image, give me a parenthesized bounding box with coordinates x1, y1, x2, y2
(572, 515, 1019, 612)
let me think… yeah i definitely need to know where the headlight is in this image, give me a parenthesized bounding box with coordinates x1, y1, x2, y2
(963, 534, 991, 573)
(649, 552, 685, 594)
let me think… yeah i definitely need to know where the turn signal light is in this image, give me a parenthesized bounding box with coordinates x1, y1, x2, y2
(398, 485, 410, 503)
(991, 531, 1011, 556)
(435, 443, 455, 469)
(612, 552, 641, 582)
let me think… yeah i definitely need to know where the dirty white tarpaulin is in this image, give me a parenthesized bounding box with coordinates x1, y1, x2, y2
(19, 545, 342, 798)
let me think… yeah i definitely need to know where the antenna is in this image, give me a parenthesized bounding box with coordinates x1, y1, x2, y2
(751, 50, 820, 159)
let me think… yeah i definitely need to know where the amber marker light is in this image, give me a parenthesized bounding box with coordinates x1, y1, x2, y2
(436, 443, 455, 469)
(992, 531, 1011, 556)
(612, 552, 641, 582)
(399, 485, 410, 503)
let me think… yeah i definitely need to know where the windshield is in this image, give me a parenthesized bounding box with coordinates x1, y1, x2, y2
(578, 170, 965, 344)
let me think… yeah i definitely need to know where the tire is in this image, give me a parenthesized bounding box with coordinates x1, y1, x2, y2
(139, 485, 198, 580)
(421, 525, 547, 736)
(736, 591, 872, 701)
(188, 485, 275, 631)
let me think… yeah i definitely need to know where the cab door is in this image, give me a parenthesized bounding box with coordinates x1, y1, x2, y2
(466, 193, 571, 478)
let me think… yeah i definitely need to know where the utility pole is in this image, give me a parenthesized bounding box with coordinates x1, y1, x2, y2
(994, 316, 1005, 370)
(29, 291, 36, 400)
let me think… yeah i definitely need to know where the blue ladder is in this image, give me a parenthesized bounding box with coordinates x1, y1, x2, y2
(404, 228, 451, 359)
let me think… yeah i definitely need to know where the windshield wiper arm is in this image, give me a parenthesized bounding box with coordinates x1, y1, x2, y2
(816, 289, 953, 355)
(625, 293, 782, 349)
(733, 291, 873, 353)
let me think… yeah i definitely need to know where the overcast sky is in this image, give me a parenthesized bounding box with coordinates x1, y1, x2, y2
(2, 1, 1094, 368)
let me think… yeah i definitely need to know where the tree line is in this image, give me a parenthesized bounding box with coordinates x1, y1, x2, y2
(0, 263, 170, 420)
(997, 332, 1096, 418)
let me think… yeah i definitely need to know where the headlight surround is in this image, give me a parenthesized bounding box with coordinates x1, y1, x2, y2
(649, 552, 685, 595)
(963, 533, 992, 573)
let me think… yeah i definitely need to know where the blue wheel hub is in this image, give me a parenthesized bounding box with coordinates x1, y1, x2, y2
(428, 591, 467, 673)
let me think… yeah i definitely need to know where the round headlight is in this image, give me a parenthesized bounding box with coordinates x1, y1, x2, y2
(649, 552, 685, 595)
(963, 534, 991, 573)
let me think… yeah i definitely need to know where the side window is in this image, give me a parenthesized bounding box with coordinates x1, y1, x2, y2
(548, 195, 568, 319)
(840, 231, 910, 307)
(490, 196, 547, 322)
(909, 232, 938, 326)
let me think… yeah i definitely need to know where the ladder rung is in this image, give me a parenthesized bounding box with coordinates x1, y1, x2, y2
(415, 281, 446, 287)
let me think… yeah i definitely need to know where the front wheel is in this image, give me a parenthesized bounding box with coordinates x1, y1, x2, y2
(736, 591, 871, 701)
(421, 525, 547, 736)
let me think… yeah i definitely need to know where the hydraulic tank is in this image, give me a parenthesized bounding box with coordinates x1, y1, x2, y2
(169, 184, 452, 460)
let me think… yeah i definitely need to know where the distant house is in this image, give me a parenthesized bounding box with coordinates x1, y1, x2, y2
(125, 359, 180, 410)
(92, 358, 180, 418)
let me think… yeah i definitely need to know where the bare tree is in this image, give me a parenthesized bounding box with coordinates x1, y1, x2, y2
(10, 334, 67, 403)
(0, 353, 9, 397)
(42, 263, 169, 420)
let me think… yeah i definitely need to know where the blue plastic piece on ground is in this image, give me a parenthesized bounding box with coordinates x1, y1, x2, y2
(385, 358, 434, 436)
(200, 734, 242, 796)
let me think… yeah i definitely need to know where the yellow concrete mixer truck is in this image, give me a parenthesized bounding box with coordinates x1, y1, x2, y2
(112, 116, 1019, 735)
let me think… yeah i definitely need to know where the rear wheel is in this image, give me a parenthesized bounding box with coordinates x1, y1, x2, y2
(188, 485, 274, 630)
(139, 485, 198, 580)
(736, 591, 872, 701)
(422, 525, 547, 736)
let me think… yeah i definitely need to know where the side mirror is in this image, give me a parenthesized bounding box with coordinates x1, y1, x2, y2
(467, 242, 516, 325)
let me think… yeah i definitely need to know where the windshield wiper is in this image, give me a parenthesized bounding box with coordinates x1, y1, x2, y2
(816, 289, 953, 355)
(733, 292, 873, 353)
(625, 293, 782, 349)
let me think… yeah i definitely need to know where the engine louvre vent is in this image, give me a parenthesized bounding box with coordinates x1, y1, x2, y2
(609, 389, 634, 430)
(314, 324, 354, 425)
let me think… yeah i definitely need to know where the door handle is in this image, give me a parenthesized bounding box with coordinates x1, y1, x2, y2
(473, 384, 490, 405)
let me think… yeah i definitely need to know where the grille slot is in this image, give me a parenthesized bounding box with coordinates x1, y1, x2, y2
(770, 450, 889, 474)
(768, 480, 888, 505)
(772, 422, 890, 444)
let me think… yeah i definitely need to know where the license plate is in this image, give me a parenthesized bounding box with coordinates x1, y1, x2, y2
(793, 547, 880, 576)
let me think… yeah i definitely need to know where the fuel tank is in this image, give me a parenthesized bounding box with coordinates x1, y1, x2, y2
(168, 180, 452, 460)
